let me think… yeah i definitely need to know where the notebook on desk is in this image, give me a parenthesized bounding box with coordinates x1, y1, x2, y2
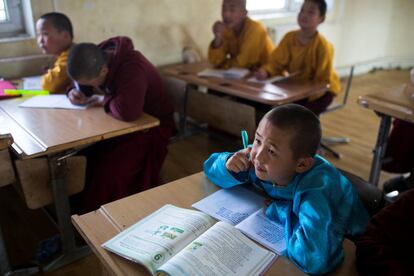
(0, 80, 20, 100)
(247, 71, 300, 84)
(197, 68, 250, 79)
(19, 95, 87, 110)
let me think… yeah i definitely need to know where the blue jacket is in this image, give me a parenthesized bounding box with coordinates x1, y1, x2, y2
(204, 152, 369, 275)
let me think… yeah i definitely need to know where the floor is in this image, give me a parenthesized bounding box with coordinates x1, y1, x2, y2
(0, 68, 410, 275)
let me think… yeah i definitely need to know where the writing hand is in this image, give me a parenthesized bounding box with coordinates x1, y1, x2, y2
(254, 69, 269, 80)
(87, 95, 105, 107)
(212, 21, 226, 48)
(68, 89, 90, 106)
(226, 147, 252, 173)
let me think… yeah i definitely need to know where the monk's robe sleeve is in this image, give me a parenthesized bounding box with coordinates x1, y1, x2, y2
(103, 63, 146, 122)
(41, 51, 71, 93)
(203, 151, 249, 188)
(356, 190, 414, 276)
(261, 34, 290, 77)
(314, 40, 341, 95)
(208, 38, 230, 68)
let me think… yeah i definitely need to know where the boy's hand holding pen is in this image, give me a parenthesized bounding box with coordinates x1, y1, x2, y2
(226, 130, 252, 173)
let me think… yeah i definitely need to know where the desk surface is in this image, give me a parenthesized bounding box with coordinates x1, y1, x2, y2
(161, 62, 328, 106)
(72, 172, 357, 276)
(358, 83, 414, 123)
(0, 97, 160, 159)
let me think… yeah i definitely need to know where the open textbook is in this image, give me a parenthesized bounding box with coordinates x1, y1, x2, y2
(192, 186, 286, 254)
(102, 204, 276, 276)
(197, 67, 250, 79)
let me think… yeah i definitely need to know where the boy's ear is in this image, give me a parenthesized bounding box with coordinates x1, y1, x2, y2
(319, 15, 326, 24)
(295, 157, 314, 173)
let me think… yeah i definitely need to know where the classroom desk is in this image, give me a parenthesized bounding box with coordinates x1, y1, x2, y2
(161, 62, 328, 105)
(0, 97, 160, 271)
(358, 83, 414, 186)
(161, 62, 328, 134)
(72, 172, 358, 276)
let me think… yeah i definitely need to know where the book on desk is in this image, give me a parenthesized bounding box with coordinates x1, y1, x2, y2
(102, 186, 283, 276)
(197, 67, 250, 79)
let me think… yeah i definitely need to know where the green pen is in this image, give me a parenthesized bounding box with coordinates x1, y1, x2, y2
(241, 130, 249, 149)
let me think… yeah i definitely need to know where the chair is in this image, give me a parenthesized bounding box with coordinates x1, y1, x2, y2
(320, 66, 355, 159)
(339, 169, 386, 217)
(0, 134, 39, 275)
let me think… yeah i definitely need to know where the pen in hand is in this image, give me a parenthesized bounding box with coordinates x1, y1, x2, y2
(241, 130, 249, 149)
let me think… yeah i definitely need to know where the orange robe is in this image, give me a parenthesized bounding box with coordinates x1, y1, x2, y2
(208, 17, 274, 69)
(261, 30, 341, 99)
(41, 48, 71, 93)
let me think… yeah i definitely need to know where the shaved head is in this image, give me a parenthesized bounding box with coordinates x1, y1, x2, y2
(223, 0, 246, 10)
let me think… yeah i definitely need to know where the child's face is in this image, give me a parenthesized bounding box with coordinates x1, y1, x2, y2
(297, 1, 324, 32)
(36, 19, 71, 55)
(221, 0, 247, 30)
(250, 118, 300, 186)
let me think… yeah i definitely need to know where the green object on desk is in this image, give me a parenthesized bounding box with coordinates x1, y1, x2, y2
(241, 130, 249, 149)
(4, 89, 49, 96)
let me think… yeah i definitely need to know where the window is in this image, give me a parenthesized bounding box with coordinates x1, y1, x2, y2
(0, 0, 31, 39)
(247, 0, 302, 16)
(247, 0, 333, 18)
(0, 0, 7, 22)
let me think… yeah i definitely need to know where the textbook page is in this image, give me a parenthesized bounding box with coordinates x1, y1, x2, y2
(102, 204, 215, 275)
(192, 186, 266, 225)
(192, 186, 286, 253)
(157, 221, 276, 276)
(22, 76, 42, 90)
(19, 95, 87, 110)
(236, 209, 286, 254)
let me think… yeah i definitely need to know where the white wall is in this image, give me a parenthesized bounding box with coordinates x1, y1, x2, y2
(0, 0, 413, 78)
(261, 0, 414, 75)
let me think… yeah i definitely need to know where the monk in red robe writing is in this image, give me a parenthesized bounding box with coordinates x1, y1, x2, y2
(67, 36, 175, 213)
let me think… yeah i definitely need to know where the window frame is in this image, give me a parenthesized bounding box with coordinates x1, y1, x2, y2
(0, 0, 34, 40)
(247, 0, 334, 20)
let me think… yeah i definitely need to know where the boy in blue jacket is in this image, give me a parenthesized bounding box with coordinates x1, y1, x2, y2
(204, 104, 369, 274)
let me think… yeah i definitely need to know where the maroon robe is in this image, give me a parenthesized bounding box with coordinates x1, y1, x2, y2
(355, 189, 414, 275)
(79, 37, 175, 213)
(382, 119, 414, 173)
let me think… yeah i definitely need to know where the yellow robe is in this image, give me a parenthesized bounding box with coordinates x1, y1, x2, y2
(208, 17, 275, 70)
(41, 48, 71, 93)
(261, 30, 341, 98)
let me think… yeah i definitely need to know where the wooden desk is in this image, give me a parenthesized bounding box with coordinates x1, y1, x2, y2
(161, 62, 328, 105)
(161, 62, 328, 136)
(0, 98, 159, 159)
(0, 97, 160, 271)
(358, 83, 414, 186)
(72, 172, 357, 276)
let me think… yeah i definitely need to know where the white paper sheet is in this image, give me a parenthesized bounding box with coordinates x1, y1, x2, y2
(19, 95, 87, 110)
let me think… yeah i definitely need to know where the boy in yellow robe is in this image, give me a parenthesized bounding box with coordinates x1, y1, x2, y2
(255, 0, 341, 116)
(208, 0, 274, 70)
(36, 12, 74, 93)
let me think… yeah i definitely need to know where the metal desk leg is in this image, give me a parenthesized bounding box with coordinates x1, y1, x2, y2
(179, 84, 193, 137)
(0, 226, 38, 276)
(369, 114, 392, 186)
(42, 155, 90, 271)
